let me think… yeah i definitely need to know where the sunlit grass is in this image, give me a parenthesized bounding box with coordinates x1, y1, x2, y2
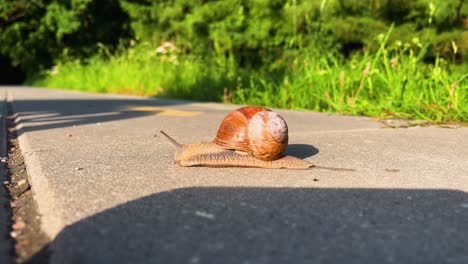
(233, 48, 467, 122)
(31, 43, 235, 102)
(30, 33, 467, 123)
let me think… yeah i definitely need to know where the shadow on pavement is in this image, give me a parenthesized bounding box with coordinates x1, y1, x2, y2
(29, 187, 468, 264)
(11, 98, 189, 135)
(285, 144, 319, 159)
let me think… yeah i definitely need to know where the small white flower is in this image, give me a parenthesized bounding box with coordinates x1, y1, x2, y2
(156, 46, 167, 54)
(161, 41, 177, 52)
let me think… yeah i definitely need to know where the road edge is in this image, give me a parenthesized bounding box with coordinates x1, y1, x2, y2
(8, 90, 64, 240)
(0, 92, 13, 264)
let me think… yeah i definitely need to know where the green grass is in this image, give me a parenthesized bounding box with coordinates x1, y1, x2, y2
(30, 43, 236, 102)
(31, 35, 467, 123)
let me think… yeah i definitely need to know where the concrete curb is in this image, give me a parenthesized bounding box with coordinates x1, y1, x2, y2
(10, 93, 64, 240)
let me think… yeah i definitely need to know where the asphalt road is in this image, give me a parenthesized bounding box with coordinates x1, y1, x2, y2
(2, 86, 468, 264)
(0, 94, 13, 264)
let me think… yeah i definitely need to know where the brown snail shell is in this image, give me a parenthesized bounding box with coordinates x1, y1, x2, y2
(213, 106, 288, 161)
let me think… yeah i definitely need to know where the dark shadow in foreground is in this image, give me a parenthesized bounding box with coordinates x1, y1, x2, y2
(29, 188, 468, 264)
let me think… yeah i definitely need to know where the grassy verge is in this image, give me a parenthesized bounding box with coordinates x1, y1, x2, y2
(30, 34, 467, 123)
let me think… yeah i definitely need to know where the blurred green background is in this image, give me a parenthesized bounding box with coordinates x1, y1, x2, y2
(1, 0, 467, 122)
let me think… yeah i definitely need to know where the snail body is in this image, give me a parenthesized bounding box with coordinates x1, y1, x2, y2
(171, 141, 313, 169)
(160, 106, 314, 169)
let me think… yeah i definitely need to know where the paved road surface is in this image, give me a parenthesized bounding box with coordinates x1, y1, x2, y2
(0, 92, 12, 264)
(2, 86, 468, 264)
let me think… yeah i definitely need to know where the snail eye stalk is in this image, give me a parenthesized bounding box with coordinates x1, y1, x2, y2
(160, 130, 182, 149)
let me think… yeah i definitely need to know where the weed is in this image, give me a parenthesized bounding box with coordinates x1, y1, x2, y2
(30, 32, 467, 123)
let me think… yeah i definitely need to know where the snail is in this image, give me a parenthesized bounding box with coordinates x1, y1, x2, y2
(160, 106, 354, 171)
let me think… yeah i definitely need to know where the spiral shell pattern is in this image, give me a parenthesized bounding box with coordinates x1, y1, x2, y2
(214, 106, 288, 161)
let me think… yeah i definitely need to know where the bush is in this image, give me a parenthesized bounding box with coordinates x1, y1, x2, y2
(0, 0, 130, 75)
(1, 0, 466, 79)
(121, 0, 466, 66)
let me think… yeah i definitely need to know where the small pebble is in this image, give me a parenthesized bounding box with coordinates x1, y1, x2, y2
(67, 134, 72, 137)
(10, 231, 20, 238)
(10, 199, 25, 208)
(15, 240, 30, 251)
(74, 167, 83, 171)
(313, 178, 319, 182)
(12, 220, 26, 230)
(195, 211, 215, 220)
(17, 179, 27, 187)
(3, 180, 9, 185)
